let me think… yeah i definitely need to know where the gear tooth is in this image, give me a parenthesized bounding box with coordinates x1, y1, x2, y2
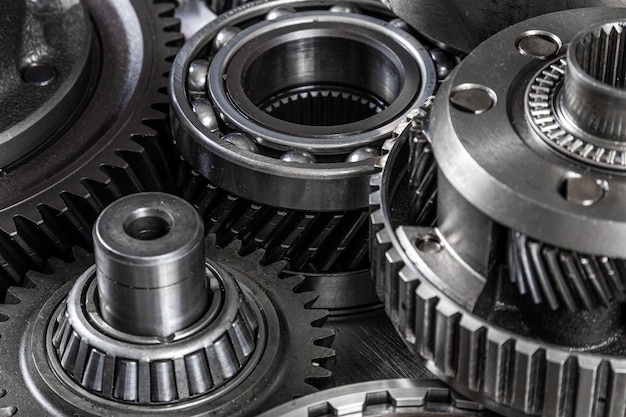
(575, 357, 607, 417)
(415, 282, 440, 360)
(457, 315, 486, 393)
(433, 299, 461, 378)
(606, 362, 626, 417)
(544, 351, 578, 417)
(484, 329, 515, 405)
(398, 265, 420, 343)
(383, 246, 404, 324)
(510, 341, 546, 415)
(153, 0, 177, 17)
(372, 226, 390, 298)
(311, 327, 335, 349)
(304, 365, 334, 390)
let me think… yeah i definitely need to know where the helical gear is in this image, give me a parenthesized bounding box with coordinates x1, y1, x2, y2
(0, 0, 183, 302)
(371, 9, 626, 417)
(0, 236, 334, 416)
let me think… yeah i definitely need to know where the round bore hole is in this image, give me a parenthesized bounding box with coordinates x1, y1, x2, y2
(241, 37, 401, 126)
(559, 176, 607, 206)
(416, 234, 442, 253)
(516, 30, 562, 60)
(450, 83, 496, 114)
(123, 208, 173, 241)
(22, 63, 56, 86)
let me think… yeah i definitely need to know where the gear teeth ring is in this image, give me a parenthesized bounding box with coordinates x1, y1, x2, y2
(0, 0, 184, 301)
(0, 232, 335, 416)
(178, 164, 370, 274)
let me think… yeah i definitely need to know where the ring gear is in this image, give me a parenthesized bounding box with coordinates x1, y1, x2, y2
(0, 0, 183, 301)
(371, 9, 626, 417)
(256, 379, 490, 417)
(0, 236, 334, 416)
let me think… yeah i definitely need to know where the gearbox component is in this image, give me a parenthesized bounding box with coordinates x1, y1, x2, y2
(384, 0, 626, 55)
(256, 379, 488, 417)
(371, 9, 626, 417)
(0, 0, 92, 168)
(0, 0, 182, 301)
(0, 193, 334, 416)
(170, 0, 438, 310)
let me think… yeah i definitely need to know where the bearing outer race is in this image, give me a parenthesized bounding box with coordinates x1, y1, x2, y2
(169, 0, 435, 212)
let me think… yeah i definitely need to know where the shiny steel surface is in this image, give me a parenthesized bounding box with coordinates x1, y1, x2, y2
(385, 0, 626, 55)
(170, 0, 436, 212)
(257, 379, 488, 417)
(371, 9, 626, 417)
(8, 1, 626, 416)
(94, 193, 208, 337)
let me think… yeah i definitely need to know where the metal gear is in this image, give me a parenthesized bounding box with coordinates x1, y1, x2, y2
(371, 9, 626, 417)
(170, 0, 440, 310)
(384, 0, 626, 55)
(257, 379, 490, 417)
(0, 0, 183, 302)
(0, 195, 334, 416)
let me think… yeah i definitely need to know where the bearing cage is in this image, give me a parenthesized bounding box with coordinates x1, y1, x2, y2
(169, 0, 436, 212)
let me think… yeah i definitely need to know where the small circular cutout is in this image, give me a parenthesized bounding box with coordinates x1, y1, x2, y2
(450, 84, 496, 114)
(516, 30, 562, 59)
(123, 208, 173, 240)
(22, 63, 56, 86)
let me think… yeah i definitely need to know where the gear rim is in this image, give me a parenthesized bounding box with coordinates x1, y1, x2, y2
(0, 0, 183, 301)
(0, 238, 334, 416)
(256, 379, 488, 417)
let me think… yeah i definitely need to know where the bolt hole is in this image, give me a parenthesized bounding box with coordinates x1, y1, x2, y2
(123, 208, 173, 241)
(22, 63, 56, 86)
(416, 234, 442, 253)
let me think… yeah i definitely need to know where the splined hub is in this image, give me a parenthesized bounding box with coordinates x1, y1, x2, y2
(371, 9, 626, 417)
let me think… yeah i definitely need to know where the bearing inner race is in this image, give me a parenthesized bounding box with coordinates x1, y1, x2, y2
(208, 12, 429, 154)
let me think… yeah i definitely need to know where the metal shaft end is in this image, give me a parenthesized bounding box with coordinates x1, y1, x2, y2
(93, 192, 209, 338)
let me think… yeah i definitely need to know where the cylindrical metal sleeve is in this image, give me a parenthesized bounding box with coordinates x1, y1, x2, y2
(93, 192, 209, 337)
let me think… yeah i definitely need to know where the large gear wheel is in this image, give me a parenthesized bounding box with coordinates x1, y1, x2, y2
(371, 9, 626, 417)
(170, 0, 441, 311)
(257, 379, 490, 417)
(0, 0, 183, 301)
(0, 193, 333, 416)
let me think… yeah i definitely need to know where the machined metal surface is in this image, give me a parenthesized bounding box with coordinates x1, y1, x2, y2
(170, 0, 436, 212)
(0, 0, 183, 303)
(94, 193, 209, 337)
(170, 0, 441, 312)
(385, 0, 626, 55)
(371, 9, 626, 417)
(0, 234, 334, 416)
(0, 0, 93, 168)
(257, 379, 489, 417)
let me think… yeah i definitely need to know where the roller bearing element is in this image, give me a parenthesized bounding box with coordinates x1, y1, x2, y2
(0, 193, 334, 416)
(257, 379, 489, 417)
(0, 0, 183, 302)
(371, 9, 626, 417)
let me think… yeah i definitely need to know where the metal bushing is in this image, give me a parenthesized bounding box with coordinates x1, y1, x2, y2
(371, 9, 626, 417)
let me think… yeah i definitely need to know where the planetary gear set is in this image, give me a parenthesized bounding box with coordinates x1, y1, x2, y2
(2, 0, 626, 416)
